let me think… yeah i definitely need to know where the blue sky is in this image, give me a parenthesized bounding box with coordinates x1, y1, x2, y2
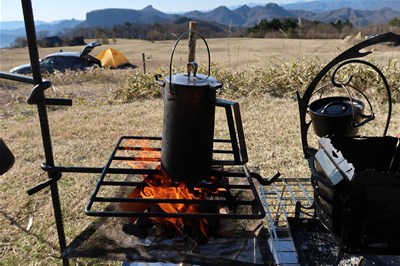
(0, 0, 303, 22)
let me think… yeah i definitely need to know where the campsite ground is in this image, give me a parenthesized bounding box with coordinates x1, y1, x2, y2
(2, 37, 399, 72)
(0, 37, 399, 265)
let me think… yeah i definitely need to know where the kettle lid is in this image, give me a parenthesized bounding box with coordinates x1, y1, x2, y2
(166, 73, 221, 88)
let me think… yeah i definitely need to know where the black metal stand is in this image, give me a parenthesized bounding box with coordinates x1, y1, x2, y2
(19, 0, 70, 265)
(296, 32, 400, 263)
(297, 32, 399, 158)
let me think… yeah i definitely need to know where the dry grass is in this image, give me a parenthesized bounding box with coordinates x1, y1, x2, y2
(1, 37, 399, 265)
(2, 37, 398, 72)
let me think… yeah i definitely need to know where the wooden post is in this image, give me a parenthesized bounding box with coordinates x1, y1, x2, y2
(188, 21, 197, 63)
(142, 52, 146, 74)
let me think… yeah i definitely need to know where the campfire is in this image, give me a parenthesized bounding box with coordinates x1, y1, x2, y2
(118, 140, 231, 242)
(84, 28, 279, 247)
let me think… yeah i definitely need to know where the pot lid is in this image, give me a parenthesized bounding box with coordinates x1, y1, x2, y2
(310, 97, 364, 116)
(166, 73, 222, 87)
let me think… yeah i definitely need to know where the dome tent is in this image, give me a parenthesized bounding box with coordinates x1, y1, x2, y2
(96, 48, 134, 69)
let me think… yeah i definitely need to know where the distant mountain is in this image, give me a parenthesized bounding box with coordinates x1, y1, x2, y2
(35, 19, 82, 33)
(185, 3, 296, 27)
(0, 19, 82, 48)
(183, 3, 400, 28)
(0, 20, 48, 30)
(185, 3, 400, 27)
(315, 8, 368, 26)
(232, 4, 252, 20)
(290, 7, 400, 27)
(242, 3, 296, 27)
(1, 33, 18, 48)
(282, 0, 400, 12)
(185, 6, 246, 27)
(2, 1, 400, 48)
(229, 2, 265, 10)
(82, 5, 173, 27)
(0, 19, 81, 31)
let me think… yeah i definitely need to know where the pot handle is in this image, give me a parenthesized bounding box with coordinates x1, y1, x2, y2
(154, 74, 165, 86)
(353, 114, 375, 128)
(169, 30, 211, 82)
(321, 101, 348, 114)
(215, 99, 248, 164)
(321, 98, 375, 128)
(350, 87, 376, 127)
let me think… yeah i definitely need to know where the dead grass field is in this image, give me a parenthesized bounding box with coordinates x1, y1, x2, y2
(1, 37, 399, 265)
(2, 37, 399, 72)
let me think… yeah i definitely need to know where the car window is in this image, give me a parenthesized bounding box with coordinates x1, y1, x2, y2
(40, 57, 55, 70)
(60, 56, 83, 69)
(40, 55, 84, 72)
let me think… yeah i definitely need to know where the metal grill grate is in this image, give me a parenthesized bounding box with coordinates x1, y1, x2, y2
(85, 136, 267, 220)
(259, 177, 314, 265)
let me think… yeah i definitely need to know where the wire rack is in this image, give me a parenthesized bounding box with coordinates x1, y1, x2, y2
(259, 177, 314, 265)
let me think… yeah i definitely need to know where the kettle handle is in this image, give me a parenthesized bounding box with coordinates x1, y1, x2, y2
(169, 30, 211, 83)
(215, 99, 248, 164)
(321, 101, 348, 114)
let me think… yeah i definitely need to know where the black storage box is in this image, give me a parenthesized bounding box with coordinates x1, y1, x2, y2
(310, 136, 400, 254)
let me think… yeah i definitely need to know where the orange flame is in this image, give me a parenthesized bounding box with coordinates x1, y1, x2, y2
(123, 139, 160, 170)
(119, 138, 226, 238)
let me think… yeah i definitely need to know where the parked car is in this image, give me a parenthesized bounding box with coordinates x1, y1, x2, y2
(10, 41, 102, 74)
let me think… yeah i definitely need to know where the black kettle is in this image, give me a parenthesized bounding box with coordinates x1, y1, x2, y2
(155, 31, 236, 183)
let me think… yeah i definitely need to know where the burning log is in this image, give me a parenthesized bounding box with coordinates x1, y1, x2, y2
(119, 168, 230, 242)
(156, 222, 177, 239)
(119, 139, 234, 242)
(119, 185, 149, 224)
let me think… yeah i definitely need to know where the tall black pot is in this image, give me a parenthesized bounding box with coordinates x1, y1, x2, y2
(160, 72, 222, 183)
(156, 31, 223, 183)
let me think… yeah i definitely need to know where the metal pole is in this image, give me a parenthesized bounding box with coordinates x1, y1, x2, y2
(21, 1, 69, 265)
(142, 52, 146, 74)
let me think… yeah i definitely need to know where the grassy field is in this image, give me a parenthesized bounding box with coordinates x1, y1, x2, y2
(2, 37, 400, 72)
(1, 37, 399, 265)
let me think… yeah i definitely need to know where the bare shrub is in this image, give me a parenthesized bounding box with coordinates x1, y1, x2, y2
(116, 59, 399, 102)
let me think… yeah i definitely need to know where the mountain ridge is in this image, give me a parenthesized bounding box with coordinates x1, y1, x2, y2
(282, 0, 400, 12)
(1, 1, 399, 48)
(0, 19, 82, 48)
